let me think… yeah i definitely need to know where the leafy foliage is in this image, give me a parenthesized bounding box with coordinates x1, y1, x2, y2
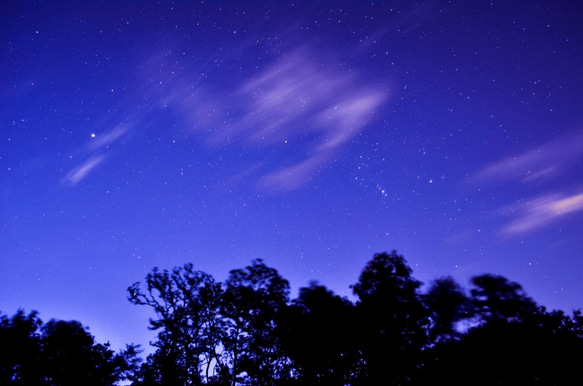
(222, 259, 292, 386)
(4, 251, 580, 385)
(351, 251, 429, 385)
(424, 276, 470, 343)
(128, 263, 224, 385)
(128, 259, 292, 386)
(0, 310, 137, 385)
(125, 252, 583, 385)
(470, 273, 537, 323)
(280, 281, 359, 385)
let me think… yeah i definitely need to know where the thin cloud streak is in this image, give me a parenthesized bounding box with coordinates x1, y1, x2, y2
(256, 153, 329, 193)
(63, 125, 130, 187)
(471, 131, 583, 236)
(161, 46, 387, 191)
(63, 155, 106, 186)
(473, 132, 583, 184)
(502, 193, 583, 235)
(88, 125, 130, 151)
(236, 48, 385, 190)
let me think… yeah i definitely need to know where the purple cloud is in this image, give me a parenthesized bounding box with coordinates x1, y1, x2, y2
(88, 125, 130, 151)
(473, 131, 583, 184)
(63, 155, 106, 186)
(62, 125, 130, 187)
(157, 46, 387, 191)
(502, 193, 583, 235)
(471, 131, 583, 235)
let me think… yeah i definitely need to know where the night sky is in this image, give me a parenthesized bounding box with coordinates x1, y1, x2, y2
(2, 1, 582, 352)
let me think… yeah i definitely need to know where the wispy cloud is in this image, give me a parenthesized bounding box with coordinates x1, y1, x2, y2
(62, 155, 106, 186)
(256, 153, 329, 193)
(502, 193, 583, 235)
(472, 131, 583, 235)
(472, 132, 583, 184)
(88, 125, 130, 151)
(62, 125, 130, 186)
(162, 46, 387, 192)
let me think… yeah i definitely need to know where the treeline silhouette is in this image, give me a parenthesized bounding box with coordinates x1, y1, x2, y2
(2, 251, 583, 385)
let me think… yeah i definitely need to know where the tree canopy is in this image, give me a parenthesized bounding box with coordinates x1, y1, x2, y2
(3, 250, 582, 385)
(0, 310, 138, 385)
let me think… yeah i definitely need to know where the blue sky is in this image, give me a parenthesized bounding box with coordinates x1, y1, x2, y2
(2, 1, 582, 351)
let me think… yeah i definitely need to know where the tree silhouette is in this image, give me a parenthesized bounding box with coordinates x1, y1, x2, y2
(0, 310, 135, 385)
(415, 275, 583, 385)
(415, 312, 583, 385)
(351, 251, 429, 385)
(128, 263, 224, 385)
(424, 276, 470, 343)
(222, 259, 293, 386)
(280, 281, 359, 385)
(122, 253, 583, 385)
(40, 319, 128, 386)
(5, 252, 583, 385)
(128, 259, 293, 386)
(470, 273, 537, 324)
(0, 310, 42, 385)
